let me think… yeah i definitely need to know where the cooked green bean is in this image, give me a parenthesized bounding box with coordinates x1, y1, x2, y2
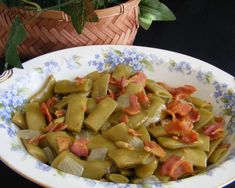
(119, 169, 133, 177)
(85, 71, 101, 81)
(136, 125, 151, 141)
(194, 108, 214, 130)
(127, 111, 148, 129)
(112, 64, 132, 80)
(108, 149, 150, 168)
(12, 111, 27, 129)
(135, 159, 158, 178)
(86, 98, 97, 114)
(108, 111, 121, 125)
(84, 97, 117, 132)
(208, 144, 229, 164)
(30, 75, 56, 103)
(125, 83, 143, 95)
(106, 173, 129, 183)
(208, 137, 224, 158)
(65, 95, 87, 132)
(91, 73, 110, 98)
(24, 103, 46, 132)
(55, 79, 92, 94)
(103, 123, 129, 142)
(196, 134, 210, 152)
(187, 96, 213, 111)
(147, 125, 167, 138)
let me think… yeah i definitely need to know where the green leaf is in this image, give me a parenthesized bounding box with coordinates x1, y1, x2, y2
(5, 16, 27, 69)
(62, 0, 98, 34)
(1, 0, 22, 7)
(139, 0, 176, 30)
(141, 59, 154, 72)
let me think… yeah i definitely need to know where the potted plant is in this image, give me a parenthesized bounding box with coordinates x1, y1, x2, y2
(0, 0, 175, 70)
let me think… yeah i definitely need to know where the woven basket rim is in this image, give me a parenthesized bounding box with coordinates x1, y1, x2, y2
(0, 0, 140, 20)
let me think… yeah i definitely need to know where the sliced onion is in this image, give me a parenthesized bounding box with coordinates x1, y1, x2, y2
(87, 147, 108, 161)
(75, 129, 96, 140)
(144, 104, 166, 127)
(128, 136, 144, 149)
(117, 94, 130, 109)
(143, 175, 160, 184)
(161, 118, 172, 126)
(16, 129, 40, 139)
(43, 147, 55, 164)
(57, 156, 84, 177)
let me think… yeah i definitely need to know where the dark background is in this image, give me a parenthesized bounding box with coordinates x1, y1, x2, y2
(0, 0, 234, 187)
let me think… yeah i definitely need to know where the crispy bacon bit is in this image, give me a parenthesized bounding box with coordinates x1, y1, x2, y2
(144, 140, 166, 158)
(160, 155, 194, 180)
(167, 100, 192, 119)
(108, 89, 116, 99)
(120, 77, 129, 88)
(40, 102, 53, 122)
(164, 119, 198, 144)
(187, 108, 200, 123)
(136, 90, 150, 108)
(128, 128, 142, 137)
(119, 113, 129, 123)
(74, 77, 86, 85)
(28, 134, 46, 145)
(159, 83, 196, 100)
(55, 109, 66, 118)
(44, 122, 68, 133)
(70, 138, 89, 157)
(57, 136, 72, 153)
(129, 72, 147, 86)
(109, 76, 118, 85)
(123, 95, 141, 115)
(46, 97, 59, 108)
(203, 117, 224, 141)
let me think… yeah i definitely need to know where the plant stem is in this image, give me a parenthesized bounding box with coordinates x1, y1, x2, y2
(22, 0, 41, 11)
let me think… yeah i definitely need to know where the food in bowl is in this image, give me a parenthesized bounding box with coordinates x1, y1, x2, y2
(12, 64, 230, 184)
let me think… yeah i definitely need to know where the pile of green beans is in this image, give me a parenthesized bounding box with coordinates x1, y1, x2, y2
(12, 65, 229, 183)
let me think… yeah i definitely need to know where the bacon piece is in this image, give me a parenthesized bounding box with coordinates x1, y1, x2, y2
(28, 134, 46, 145)
(159, 83, 196, 100)
(167, 100, 192, 119)
(129, 72, 147, 86)
(44, 122, 68, 133)
(120, 77, 129, 88)
(57, 136, 72, 153)
(40, 102, 53, 122)
(164, 119, 198, 144)
(108, 89, 116, 99)
(46, 97, 59, 108)
(123, 94, 141, 115)
(128, 128, 142, 137)
(119, 113, 129, 123)
(160, 155, 193, 180)
(144, 140, 166, 158)
(55, 109, 66, 118)
(74, 77, 86, 85)
(187, 108, 200, 123)
(136, 90, 150, 108)
(70, 138, 89, 157)
(203, 117, 224, 141)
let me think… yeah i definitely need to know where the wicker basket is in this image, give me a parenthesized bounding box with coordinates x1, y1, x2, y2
(0, 0, 140, 58)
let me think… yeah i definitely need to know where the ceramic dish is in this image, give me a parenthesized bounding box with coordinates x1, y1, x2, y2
(0, 45, 234, 188)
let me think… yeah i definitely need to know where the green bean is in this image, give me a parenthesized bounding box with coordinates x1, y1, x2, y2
(196, 134, 210, 152)
(24, 103, 46, 132)
(30, 75, 56, 103)
(85, 71, 101, 81)
(91, 73, 110, 98)
(194, 108, 214, 130)
(187, 96, 213, 111)
(84, 97, 117, 132)
(112, 64, 132, 80)
(143, 95, 165, 127)
(12, 111, 27, 129)
(108, 111, 121, 125)
(160, 148, 207, 168)
(54, 117, 65, 124)
(147, 125, 167, 138)
(136, 125, 151, 141)
(54, 79, 92, 94)
(130, 178, 143, 184)
(208, 145, 229, 164)
(154, 167, 171, 182)
(100, 121, 112, 133)
(65, 95, 87, 132)
(119, 169, 133, 177)
(46, 131, 72, 154)
(108, 149, 150, 168)
(145, 80, 172, 100)
(23, 140, 48, 163)
(127, 111, 148, 129)
(157, 136, 204, 149)
(105, 173, 129, 183)
(103, 123, 129, 142)
(135, 159, 158, 178)
(86, 98, 97, 114)
(87, 134, 117, 152)
(208, 137, 224, 158)
(125, 83, 143, 95)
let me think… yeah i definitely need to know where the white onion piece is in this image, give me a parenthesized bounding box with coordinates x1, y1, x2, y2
(16, 129, 40, 139)
(43, 147, 55, 164)
(117, 94, 130, 109)
(143, 175, 160, 184)
(144, 104, 166, 127)
(75, 129, 95, 140)
(87, 147, 108, 161)
(161, 118, 172, 126)
(128, 137, 144, 149)
(143, 155, 156, 165)
(57, 156, 84, 177)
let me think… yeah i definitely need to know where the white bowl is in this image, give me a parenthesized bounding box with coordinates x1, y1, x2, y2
(0, 45, 234, 188)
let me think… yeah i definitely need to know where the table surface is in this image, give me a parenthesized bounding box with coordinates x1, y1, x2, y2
(0, 0, 234, 187)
